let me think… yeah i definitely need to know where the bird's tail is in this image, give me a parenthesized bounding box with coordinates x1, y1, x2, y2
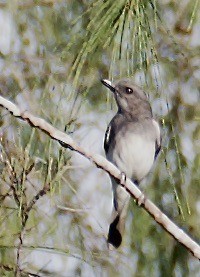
(107, 184, 130, 249)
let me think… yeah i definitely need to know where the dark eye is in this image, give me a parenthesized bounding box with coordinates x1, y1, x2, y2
(126, 87, 133, 94)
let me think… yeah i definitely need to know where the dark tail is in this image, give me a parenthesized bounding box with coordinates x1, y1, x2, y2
(107, 215, 122, 248)
(107, 184, 130, 249)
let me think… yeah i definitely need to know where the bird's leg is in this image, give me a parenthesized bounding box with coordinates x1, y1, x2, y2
(118, 172, 146, 206)
(119, 172, 126, 186)
(120, 173, 146, 206)
(137, 193, 146, 206)
(117, 172, 129, 213)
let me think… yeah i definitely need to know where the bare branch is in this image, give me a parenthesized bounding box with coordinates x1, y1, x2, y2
(0, 95, 199, 260)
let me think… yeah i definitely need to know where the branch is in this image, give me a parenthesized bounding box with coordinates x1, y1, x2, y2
(0, 95, 200, 260)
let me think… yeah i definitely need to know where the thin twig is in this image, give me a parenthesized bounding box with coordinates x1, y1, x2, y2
(0, 95, 200, 260)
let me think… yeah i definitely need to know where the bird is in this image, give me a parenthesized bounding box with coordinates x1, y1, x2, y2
(101, 78, 161, 249)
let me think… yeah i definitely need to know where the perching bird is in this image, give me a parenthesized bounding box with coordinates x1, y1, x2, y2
(101, 78, 161, 249)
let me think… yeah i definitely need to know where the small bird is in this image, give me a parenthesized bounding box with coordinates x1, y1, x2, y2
(101, 78, 161, 249)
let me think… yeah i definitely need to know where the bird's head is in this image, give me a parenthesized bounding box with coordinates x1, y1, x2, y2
(101, 78, 152, 118)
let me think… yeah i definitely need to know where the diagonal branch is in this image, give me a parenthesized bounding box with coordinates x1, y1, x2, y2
(0, 95, 199, 260)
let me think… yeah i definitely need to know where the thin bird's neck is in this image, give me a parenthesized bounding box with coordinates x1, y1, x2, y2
(118, 101, 153, 121)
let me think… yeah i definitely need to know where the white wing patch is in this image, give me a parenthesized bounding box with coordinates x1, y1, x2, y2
(105, 124, 111, 145)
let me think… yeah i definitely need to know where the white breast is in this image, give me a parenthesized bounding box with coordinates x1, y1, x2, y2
(111, 132, 155, 181)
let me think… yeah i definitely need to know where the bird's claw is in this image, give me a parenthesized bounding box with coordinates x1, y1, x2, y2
(119, 172, 126, 186)
(137, 193, 146, 206)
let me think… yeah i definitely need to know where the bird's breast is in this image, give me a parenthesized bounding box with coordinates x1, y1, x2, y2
(110, 131, 155, 182)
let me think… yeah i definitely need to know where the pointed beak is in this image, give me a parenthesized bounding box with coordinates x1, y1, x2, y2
(101, 79, 115, 93)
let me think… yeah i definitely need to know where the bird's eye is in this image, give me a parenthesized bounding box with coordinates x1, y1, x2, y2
(126, 87, 133, 94)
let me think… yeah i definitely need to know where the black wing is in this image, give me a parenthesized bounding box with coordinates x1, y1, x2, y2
(152, 119, 162, 160)
(104, 114, 125, 155)
(104, 117, 118, 155)
(154, 143, 161, 160)
(104, 124, 112, 154)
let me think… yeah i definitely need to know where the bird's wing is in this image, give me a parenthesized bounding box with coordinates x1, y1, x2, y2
(152, 119, 161, 159)
(104, 124, 112, 154)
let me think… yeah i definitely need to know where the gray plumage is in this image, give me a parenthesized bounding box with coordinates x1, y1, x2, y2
(102, 78, 161, 249)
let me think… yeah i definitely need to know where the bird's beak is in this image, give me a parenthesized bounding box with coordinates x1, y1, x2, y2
(101, 79, 115, 93)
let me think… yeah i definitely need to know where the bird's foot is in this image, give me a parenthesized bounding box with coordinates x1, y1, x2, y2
(137, 193, 146, 206)
(119, 172, 126, 186)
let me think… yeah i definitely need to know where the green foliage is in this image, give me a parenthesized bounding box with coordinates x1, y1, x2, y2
(0, 0, 199, 276)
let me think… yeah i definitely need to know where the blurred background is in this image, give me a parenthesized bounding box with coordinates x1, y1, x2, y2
(0, 0, 199, 276)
